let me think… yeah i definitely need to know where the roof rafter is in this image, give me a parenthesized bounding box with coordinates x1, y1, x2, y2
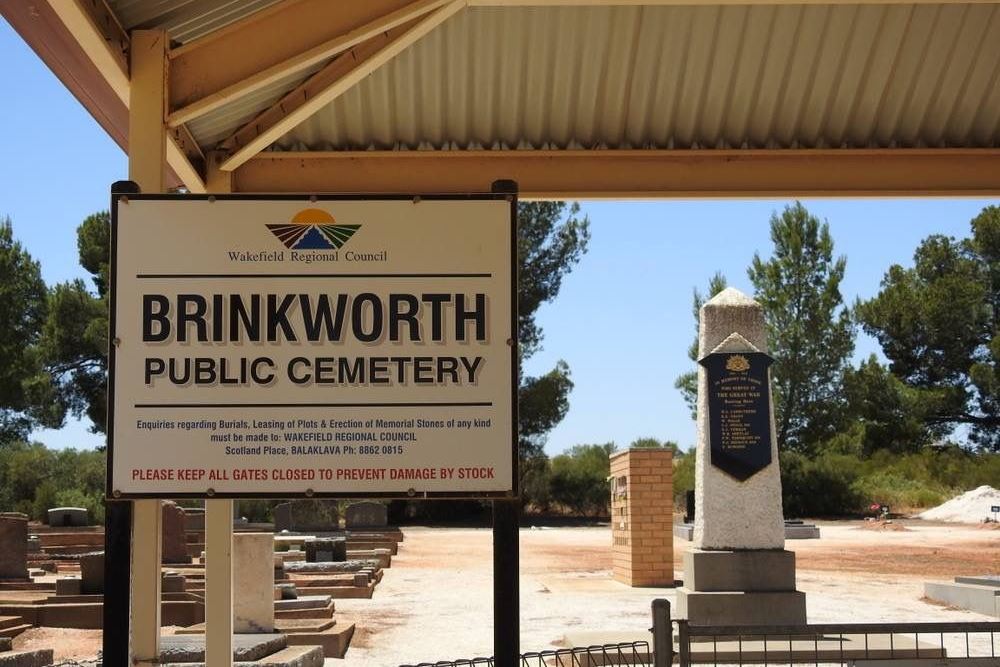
(217, 0, 466, 172)
(36, 0, 207, 191)
(233, 149, 1000, 197)
(167, 0, 457, 127)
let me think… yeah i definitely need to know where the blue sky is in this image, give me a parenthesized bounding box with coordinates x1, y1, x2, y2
(1, 18, 996, 453)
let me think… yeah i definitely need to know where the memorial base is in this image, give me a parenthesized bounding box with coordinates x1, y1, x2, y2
(677, 549, 806, 625)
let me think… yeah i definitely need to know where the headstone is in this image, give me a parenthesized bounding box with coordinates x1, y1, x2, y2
(80, 551, 104, 594)
(304, 537, 347, 563)
(161, 501, 192, 564)
(56, 576, 82, 596)
(162, 571, 186, 593)
(273, 499, 339, 532)
(678, 288, 806, 625)
(233, 533, 274, 633)
(0, 512, 28, 580)
(47, 507, 88, 527)
(684, 490, 695, 524)
(27, 535, 41, 553)
(345, 501, 388, 530)
(183, 507, 205, 531)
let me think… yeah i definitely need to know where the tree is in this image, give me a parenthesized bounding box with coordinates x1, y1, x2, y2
(857, 206, 1000, 451)
(674, 273, 728, 419)
(42, 213, 109, 435)
(516, 202, 590, 485)
(841, 355, 940, 455)
(0, 218, 61, 442)
(629, 436, 680, 454)
(748, 202, 855, 453)
(549, 443, 614, 516)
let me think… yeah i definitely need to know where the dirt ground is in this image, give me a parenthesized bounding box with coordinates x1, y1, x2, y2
(10, 521, 996, 665)
(335, 522, 998, 666)
(12, 627, 102, 662)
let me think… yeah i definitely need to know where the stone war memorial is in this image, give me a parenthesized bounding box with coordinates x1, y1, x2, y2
(678, 288, 807, 624)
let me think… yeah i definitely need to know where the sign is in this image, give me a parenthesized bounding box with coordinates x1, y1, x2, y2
(992, 506, 1000, 513)
(109, 194, 516, 498)
(699, 351, 773, 481)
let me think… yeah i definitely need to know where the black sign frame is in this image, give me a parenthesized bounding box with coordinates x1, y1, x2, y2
(699, 350, 774, 481)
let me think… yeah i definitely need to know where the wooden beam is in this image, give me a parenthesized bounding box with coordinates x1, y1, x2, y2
(218, 1, 465, 173)
(34, 0, 206, 191)
(168, 0, 455, 125)
(233, 149, 1000, 197)
(128, 30, 167, 667)
(205, 499, 234, 667)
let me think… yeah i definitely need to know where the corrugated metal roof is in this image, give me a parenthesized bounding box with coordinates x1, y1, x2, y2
(268, 4, 1000, 152)
(107, 0, 282, 45)
(186, 60, 328, 148)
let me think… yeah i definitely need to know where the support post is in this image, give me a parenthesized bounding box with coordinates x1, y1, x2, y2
(128, 28, 168, 667)
(205, 500, 234, 667)
(492, 500, 519, 667)
(102, 500, 132, 667)
(491, 178, 519, 667)
(204, 152, 234, 667)
(652, 598, 672, 667)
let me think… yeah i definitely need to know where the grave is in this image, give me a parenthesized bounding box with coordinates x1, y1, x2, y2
(304, 538, 347, 563)
(47, 507, 88, 527)
(676, 288, 807, 625)
(345, 502, 388, 530)
(924, 575, 1000, 617)
(274, 500, 340, 533)
(0, 514, 28, 581)
(161, 501, 192, 564)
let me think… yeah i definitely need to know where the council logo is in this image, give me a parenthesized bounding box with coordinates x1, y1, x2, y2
(266, 208, 360, 250)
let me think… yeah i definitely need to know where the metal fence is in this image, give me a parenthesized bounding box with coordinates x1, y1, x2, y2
(398, 641, 652, 667)
(399, 601, 1000, 667)
(654, 599, 1000, 667)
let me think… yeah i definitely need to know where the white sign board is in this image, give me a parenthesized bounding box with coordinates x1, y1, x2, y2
(109, 194, 515, 498)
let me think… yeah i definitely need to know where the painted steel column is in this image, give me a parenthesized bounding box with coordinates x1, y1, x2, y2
(205, 152, 235, 667)
(128, 28, 168, 667)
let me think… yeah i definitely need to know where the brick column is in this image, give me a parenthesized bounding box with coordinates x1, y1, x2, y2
(610, 449, 673, 587)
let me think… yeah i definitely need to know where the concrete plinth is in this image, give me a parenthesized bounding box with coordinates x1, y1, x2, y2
(678, 549, 806, 625)
(924, 580, 1000, 617)
(234, 533, 275, 633)
(677, 589, 807, 625)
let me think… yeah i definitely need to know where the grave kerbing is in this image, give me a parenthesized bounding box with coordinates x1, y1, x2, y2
(678, 288, 806, 625)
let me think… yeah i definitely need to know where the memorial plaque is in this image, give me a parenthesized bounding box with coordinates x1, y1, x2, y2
(699, 351, 773, 481)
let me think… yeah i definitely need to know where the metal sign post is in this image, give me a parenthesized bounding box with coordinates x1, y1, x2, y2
(491, 179, 520, 667)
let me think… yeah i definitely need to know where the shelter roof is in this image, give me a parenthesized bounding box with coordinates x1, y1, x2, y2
(3, 0, 998, 196)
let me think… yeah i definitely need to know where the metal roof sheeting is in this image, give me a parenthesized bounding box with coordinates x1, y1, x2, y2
(267, 4, 1000, 152)
(186, 60, 328, 148)
(107, 0, 281, 45)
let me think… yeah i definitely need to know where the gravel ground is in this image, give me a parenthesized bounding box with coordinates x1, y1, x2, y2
(333, 522, 998, 666)
(10, 521, 996, 666)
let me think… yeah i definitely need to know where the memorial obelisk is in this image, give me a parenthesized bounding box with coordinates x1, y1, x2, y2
(676, 287, 806, 624)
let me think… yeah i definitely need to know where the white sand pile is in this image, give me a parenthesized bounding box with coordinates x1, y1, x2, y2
(917, 486, 1000, 523)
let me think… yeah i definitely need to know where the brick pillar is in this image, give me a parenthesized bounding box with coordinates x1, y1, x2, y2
(610, 449, 673, 587)
(0, 512, 29, 580)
